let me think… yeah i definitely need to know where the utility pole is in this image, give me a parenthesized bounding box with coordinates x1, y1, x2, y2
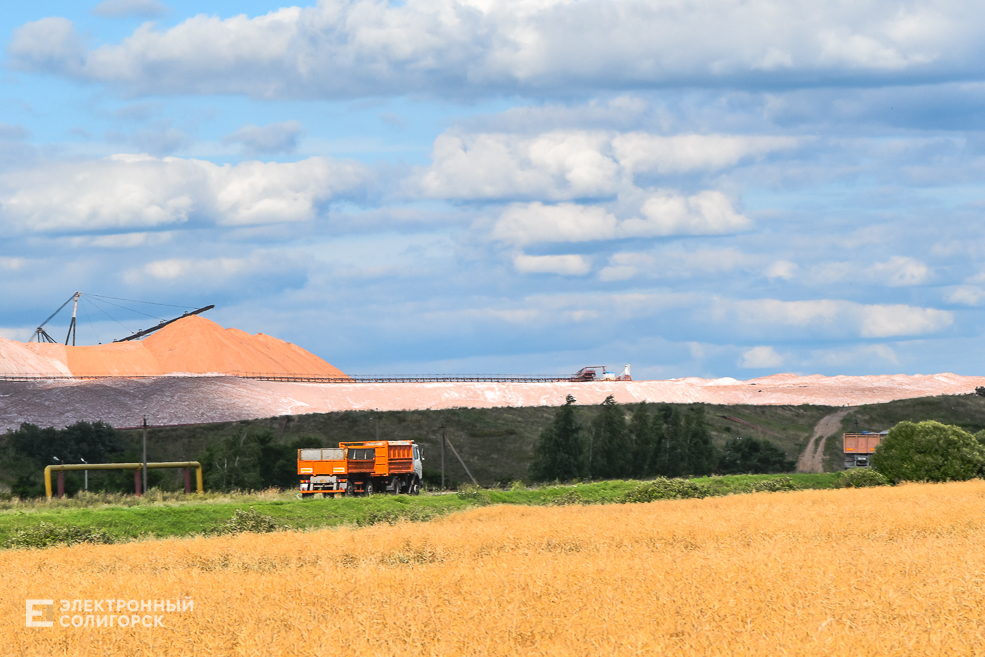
(142, 417, 148, 495)
(439, 424, 446, 490)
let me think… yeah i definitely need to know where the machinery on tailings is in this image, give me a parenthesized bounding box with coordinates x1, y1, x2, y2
(298, 440, 423, 497)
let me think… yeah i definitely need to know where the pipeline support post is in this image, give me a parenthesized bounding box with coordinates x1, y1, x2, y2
(43, 461, 204, 500)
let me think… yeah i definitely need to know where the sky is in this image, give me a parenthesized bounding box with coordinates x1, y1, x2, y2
(1, 0, 984, 379)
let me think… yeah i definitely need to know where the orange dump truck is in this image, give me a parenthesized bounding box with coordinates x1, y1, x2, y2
(843, 432, 887, 468)
(298, 440, 423, 497)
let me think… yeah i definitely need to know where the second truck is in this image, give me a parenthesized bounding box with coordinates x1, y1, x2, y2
(298, 440, 424, 497)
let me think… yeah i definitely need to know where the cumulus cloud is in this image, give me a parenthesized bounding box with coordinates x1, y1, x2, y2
(728, 298, 953, 338)
(7, 0, 971, 99)
(419, 131, 621, 200)
(492, 192, 749, 245)
(866, 256, 930, 286)
(92, 0, 168, 18)
(947, 286, 985, 306)
(513, 253, 591, 275)
(767, 260, 798, 281)
(0, 154, 368, 232)
(741, 346, 784, 368)
(599, 248, 754, 281)
(418, 130, 796, 200)
(611, 133, 798, 174)
(810, 256, 931, 287)
(224, 121, 304, 155)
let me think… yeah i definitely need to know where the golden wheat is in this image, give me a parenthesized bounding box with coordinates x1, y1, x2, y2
(4, 481, 985, 656)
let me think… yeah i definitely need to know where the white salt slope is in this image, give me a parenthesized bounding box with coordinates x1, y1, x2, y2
(3, 372, 985, 431)
(0, 338, 71, 376)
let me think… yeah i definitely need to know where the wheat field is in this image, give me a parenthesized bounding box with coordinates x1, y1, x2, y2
(4, 481, 985, 656)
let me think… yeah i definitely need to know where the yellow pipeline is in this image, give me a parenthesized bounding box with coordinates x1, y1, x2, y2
(44, 461, 203, 500)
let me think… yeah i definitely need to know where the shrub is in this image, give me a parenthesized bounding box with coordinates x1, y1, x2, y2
(718, 436, 795, 475)
(205, 508, 287, 536)
(750, 476, 799, 493)
(456, 484, 491, 504)
(623, 478, 711, 503)
(548, 490, 586, 506)
(834, 468, 889, 488)
(5, 522, 113, 549)
(872, 421, 985, 484)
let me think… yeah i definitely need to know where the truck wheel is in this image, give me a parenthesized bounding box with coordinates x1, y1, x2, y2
(365, 479, 374, 496)
(346, 480, 355, 497)
(388, 476, 399, 494)
(409, 477, 421, 495)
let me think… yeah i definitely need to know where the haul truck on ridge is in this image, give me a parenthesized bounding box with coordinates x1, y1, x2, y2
(298, 440, 423, 497)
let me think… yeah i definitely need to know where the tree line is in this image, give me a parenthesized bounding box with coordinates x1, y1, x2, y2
(530, 396, 793, 482)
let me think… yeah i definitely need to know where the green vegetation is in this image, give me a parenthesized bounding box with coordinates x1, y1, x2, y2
(530, 395, 585, 481)
(833, 468, 888, 488)
(872, 420, 985, 483)
(0, 473, 842, 549)
(718, 435, 796, 474)
(531, 398, 720, 482)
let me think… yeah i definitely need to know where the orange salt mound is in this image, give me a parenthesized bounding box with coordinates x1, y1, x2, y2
(10, 315, 348, 378)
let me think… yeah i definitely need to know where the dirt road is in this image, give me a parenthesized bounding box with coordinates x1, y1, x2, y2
(797, 408, 853, 473)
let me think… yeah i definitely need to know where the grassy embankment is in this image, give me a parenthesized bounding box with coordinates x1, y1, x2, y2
(0, 473, 840, 547)
(110, 394, 985, 485)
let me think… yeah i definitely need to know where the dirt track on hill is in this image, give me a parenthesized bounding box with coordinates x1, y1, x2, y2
(797, 408, 853, 473)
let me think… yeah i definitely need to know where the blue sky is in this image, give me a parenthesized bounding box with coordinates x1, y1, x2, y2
(1, 0, 984, 379)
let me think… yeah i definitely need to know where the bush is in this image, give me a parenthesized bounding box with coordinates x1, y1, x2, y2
(623, 478, 711, 503)
(750, 476, 799, 493)
(834, 468, 889, 488)
(456, 483, 491, 504)
(205, 508, 287, 536)
(5, 522, 113, 549)
(872, 421, 985, 484)
(718, 436, 795, 475)
(548, 490, 587, 506)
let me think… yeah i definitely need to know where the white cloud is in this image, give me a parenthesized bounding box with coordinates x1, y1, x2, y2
(492, 203, 619, 245)
(513, 253, 591, 275)
(599, 248, 754, 281)
(92, 0, 168, 18)
(418, 130, 796, 200)
(866, 256, 929, 286)
(729, 299, 953, 338)
(810, 256, 930, 287)
(492, 192, 748, 245)
(7, 0, 966, 98)
(0, 154, 367, 232)
(611, 133, 799, 174)
(628, 190, 751, 236)
(224, 121, 304, 155)
(0, 257, 26, 271)
(857, 304, 952, 338)
(419, 131, 621, 200)
(767, 260, 798, 281)
(947, 286, 985, 306)
(741, 346, 784, 369)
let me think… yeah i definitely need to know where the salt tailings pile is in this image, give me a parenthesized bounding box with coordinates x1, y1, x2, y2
(0, 315, 347, 378)
(2, 317, 985, 431)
